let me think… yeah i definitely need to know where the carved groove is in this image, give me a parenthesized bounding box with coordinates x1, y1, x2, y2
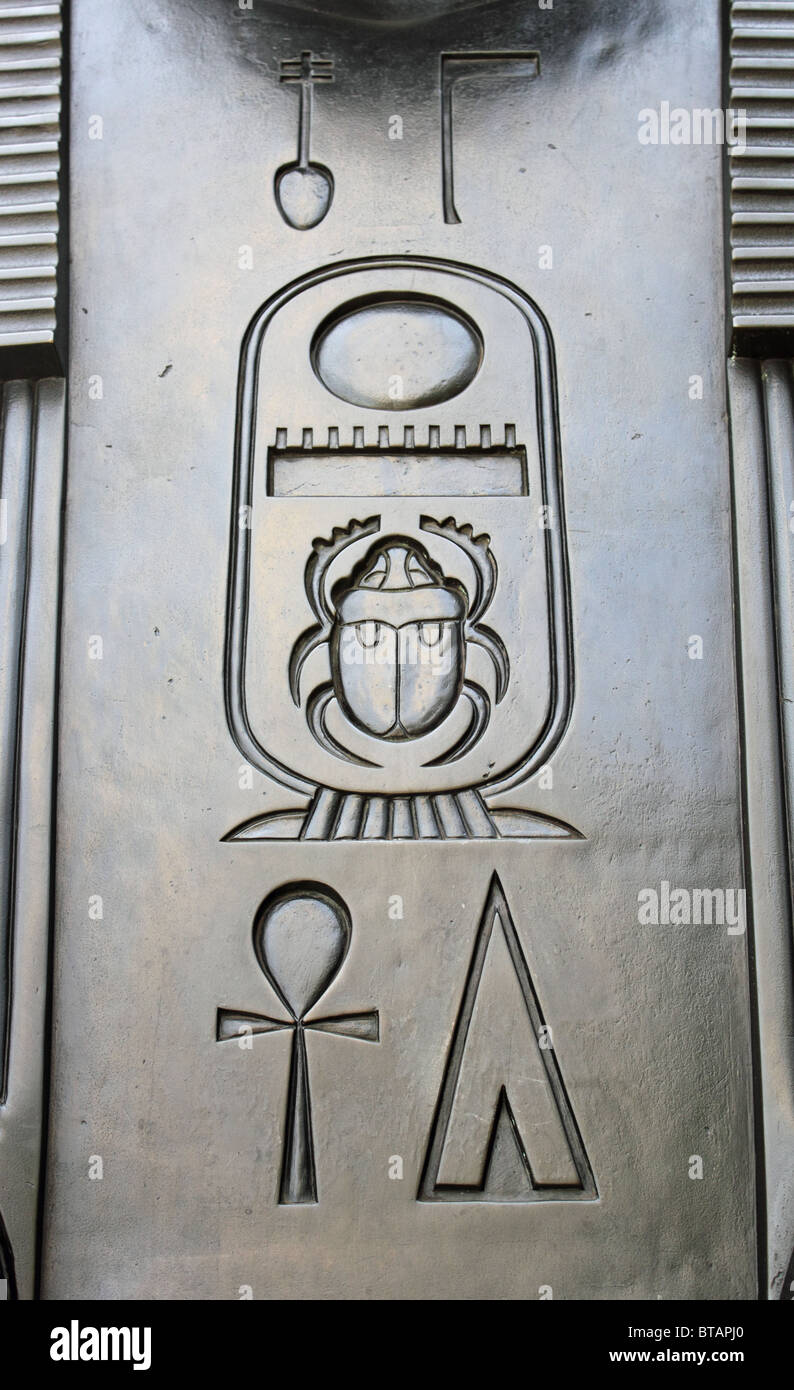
(0, 380, 34, 1099)
(0, 1207, 16, 1300)
(441, 52, 539, 223)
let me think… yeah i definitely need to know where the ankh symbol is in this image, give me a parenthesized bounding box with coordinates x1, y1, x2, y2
(216, 883, 379, 1205)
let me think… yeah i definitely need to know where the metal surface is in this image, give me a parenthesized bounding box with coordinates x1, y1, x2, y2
(32, 0, 767, 1298)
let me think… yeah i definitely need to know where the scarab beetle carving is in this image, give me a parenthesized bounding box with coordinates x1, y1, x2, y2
(289, 515, 509, 768)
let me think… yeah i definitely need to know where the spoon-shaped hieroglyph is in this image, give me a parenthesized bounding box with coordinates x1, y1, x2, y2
(275, 51, 334, 230)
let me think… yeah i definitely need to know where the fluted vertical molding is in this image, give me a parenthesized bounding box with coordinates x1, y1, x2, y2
(0, 378, 65, 1299)
(0, 0, 64, 376)
(728, 357, 794, 1299)
(730, 3, 794, 350)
